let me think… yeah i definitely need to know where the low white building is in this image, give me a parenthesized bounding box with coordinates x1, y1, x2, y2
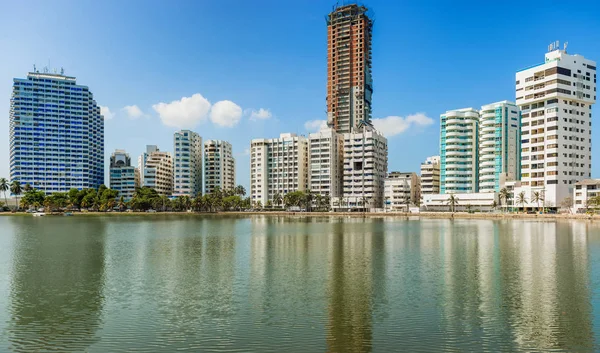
(573, 179, 600, 213)
(422, 193, 498, 212)
(384, 172, 420, 212)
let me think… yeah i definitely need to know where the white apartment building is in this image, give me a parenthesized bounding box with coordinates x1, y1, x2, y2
(138, 145, 159, 186)
(173, 130, 202, 197)
(109, 149, 140, 201)
(420, 155, 440, 196)
(478, 101, 520, 193)
(573, 179, 600, 213)
(333, 123, 388, 211)
(515, 42, 596, 207)
(308, 127, 343, 198)
(250, 133, 308, 207)
(204, 139, 235, 194)
(143, 150, 173, 196)
(384, 172, 420, 212)
(440, 108, 479, 194)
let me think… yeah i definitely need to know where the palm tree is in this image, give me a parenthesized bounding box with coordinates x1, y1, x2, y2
(492, 200, 498, 211)
(23, 183, 33, 193)
(0, 178, 8, 209)
(531, 191, 544, 213)
(118, 196, 126, 212)
(446, 194, 459, 213)
(516, 191, 528, 212)
(305, 190, 314, 212)
(499, 187, 510, 212)
(10, 181, 22, 211)
(235, 185, 246, 197)
(274, 192, 283, 208)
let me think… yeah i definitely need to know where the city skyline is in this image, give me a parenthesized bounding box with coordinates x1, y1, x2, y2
(2, 1, 600, 191)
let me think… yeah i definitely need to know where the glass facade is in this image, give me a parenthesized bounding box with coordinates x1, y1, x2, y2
(9, 71, 104, 193)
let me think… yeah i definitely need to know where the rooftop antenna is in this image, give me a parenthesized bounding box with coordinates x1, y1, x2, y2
(564, 41, 568, 53)
(33, 64, 36, 73)
(60, 67, 64, 75)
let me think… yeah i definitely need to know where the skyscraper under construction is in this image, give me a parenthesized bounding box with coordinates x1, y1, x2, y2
(326, 4, 373, 134)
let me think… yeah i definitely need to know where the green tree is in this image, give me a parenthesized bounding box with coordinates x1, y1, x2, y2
(235, 185, 246, 197)
(21, 189, 46, 210)
(532, 191, 543, 213)
(10, 181, 22, 211)
(305, 190, 314, 212)
(499, 187, 510, 212)
(118, 196, 126, 212)
(0, 178, 9, 208)
(265, 200, 273, 209)
(516, 191, 528, 211)
(446, 194, 459, 213)
(23, 183, 33, 193)
(274, 192, 283, 208)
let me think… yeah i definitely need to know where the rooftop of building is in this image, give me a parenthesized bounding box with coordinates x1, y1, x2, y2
(575, 179, 600, 186)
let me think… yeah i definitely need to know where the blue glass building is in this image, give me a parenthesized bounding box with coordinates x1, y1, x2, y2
(9, 70, 104, 193)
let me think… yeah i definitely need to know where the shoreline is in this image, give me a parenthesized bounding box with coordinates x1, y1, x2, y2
(1, 210, 599, 220)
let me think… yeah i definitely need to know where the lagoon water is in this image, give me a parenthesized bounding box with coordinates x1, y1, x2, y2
(0, 215, 600, 352)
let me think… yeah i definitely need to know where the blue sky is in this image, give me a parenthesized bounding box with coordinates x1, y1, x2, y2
(2, 0, 600, 191)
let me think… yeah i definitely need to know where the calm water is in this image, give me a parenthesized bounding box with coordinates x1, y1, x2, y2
(0, 215, 600, 352)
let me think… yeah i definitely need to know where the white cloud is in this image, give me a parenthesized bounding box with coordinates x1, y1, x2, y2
(152, 94, 211, 129)
(210, 100, 242, 127)
(372, 113, 433, 137)
(123, 105, 146, 119)
(249, 108, 273, 121)
(100, 106, 114, 120)
(304, 119, 328, 132)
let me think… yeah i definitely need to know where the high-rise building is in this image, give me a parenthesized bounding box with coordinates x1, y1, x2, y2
(326, 4, 373, 134)
(109, 149, 139, 201)
(308, 127, 343, 199)
(9, 70, 104, 193)
(142, 149, 173, 196)
(384, 172, 420, 212)
(334, 123, 387, 210)
(204, 139, 235, 194)
(138, 145, 159, 186)
(440, 108, 479, 194)
(173, 130, 202, 197)
(250, 133, 308, 207)
(420, 155, 440, 196)
(478, 101, 520, 193)
(515, 42, 596, 206)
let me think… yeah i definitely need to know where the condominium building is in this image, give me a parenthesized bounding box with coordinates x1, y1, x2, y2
(109, 149, 140, 201)
(440, 108, 479, 194)
(142, 150, 173, 196)
(478, 101, 520, 193)
(173, 130, 202, 197)
(9, 70, 104, 193)
(573, 179, 600, 213)
(138, 145, 159, 186)
(308, 127, 343, 198)
(515, 42, 596, 207)
(334, 123, 387, 210)
(326, 4, 373, 133)
(384, 172, 420, 212)
(420, 155, 440, 196)
(250, 133, 308, 206)
(204, 139, 235, 194)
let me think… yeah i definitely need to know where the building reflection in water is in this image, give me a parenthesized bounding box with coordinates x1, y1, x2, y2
(7, 217, 107, 353)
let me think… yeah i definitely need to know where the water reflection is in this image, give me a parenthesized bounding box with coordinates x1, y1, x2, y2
(0, 216, 598, 352)
(7, 217, 106, 352)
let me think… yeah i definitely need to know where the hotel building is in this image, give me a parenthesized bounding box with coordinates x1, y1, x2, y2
(250, 133, 308, 206)
(420, 155, 440, 196)
(109, 149, 139, 201)
(204, 139, 235, 194)
(9, 70, 104, 193)
(173, 130, 202, 197)
(515, 43, 596, 206)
